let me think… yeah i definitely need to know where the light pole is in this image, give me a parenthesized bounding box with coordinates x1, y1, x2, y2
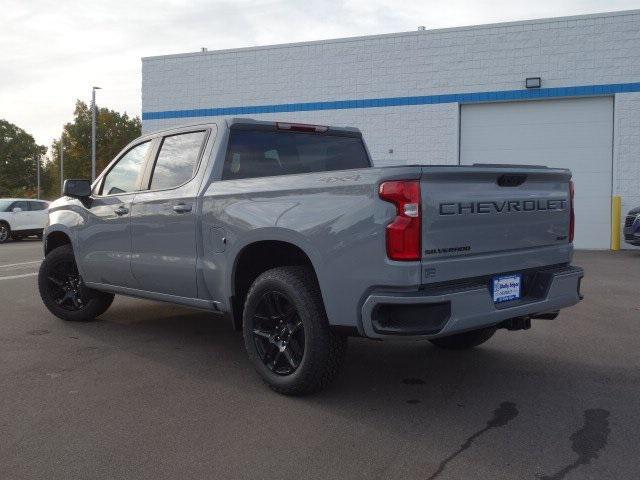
(36, 154, 40, 199)
(91, 86, 101, 181)
(60, 133, 65, 195)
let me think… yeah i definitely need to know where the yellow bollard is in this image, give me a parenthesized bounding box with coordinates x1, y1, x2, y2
(611, 195, 621, 251)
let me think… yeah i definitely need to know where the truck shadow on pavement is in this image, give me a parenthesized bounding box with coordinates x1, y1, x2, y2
(62, 298, 624, 479)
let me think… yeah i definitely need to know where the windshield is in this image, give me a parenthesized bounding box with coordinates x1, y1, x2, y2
(0, 200, 13, 212)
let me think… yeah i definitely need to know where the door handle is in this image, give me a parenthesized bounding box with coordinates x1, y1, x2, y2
(114, 206, 129, 216)
(173, 203, 192, 214)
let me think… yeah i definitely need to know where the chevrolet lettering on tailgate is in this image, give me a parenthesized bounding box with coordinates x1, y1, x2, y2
(439, 198, 567, 215)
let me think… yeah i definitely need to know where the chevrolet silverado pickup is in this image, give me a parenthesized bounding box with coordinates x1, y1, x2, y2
(38, 119, 583, 395)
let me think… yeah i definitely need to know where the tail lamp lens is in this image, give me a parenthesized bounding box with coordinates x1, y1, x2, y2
(379, 180, 421, 261)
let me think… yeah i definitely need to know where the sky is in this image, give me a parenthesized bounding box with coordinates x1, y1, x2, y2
(1, 0, 639, 149)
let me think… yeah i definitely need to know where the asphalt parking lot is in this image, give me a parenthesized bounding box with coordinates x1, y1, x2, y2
(1, 240, 639, 480)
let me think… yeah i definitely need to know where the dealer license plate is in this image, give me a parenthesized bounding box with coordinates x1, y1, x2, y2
(492, 274, 521, 303)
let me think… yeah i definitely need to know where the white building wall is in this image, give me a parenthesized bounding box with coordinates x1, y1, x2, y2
(142, 9, 640, 246)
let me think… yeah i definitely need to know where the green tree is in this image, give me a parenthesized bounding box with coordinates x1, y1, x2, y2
(44, 100, 141, 198)
(0, 120, 47, 197)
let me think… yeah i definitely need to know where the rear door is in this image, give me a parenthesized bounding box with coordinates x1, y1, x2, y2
(28, 201, 49, 229)
(130, 128, 210, 298)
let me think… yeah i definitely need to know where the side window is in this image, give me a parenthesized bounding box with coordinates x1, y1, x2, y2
(222, 130, 297, 180)
(29, 201, 48, 211)
(149, 131, 206, 190)
(101, 141, 151, 195)
(10, 201, 29, 211)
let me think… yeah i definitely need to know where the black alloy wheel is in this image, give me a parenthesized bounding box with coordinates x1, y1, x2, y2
(242, 266, 347, 395)
(252, 291, 305, 375)
(38, 244, 114, 321)
(44, 257, 87, 311)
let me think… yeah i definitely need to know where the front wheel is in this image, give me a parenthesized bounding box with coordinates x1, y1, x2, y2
(38, 244, 114, 321)
(243, 266, 347, 395)
(429, 326, 497, 350)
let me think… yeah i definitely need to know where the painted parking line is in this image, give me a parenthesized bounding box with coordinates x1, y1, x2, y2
(0, 260, 41, 269)
(0, 273, 38, 281)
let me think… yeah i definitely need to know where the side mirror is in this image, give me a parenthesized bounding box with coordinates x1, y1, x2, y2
(12, 207, 22, 213)
(63, 179, 92, 198)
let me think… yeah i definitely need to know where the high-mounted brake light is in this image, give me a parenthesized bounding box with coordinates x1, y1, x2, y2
(569, 180, 575, 243)
(379, 180, 421, 261)
(276, 122, 328, 133)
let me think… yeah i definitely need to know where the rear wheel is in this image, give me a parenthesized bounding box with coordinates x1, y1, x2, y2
(429, 326, 496, 350)
(38, 244, 114, 321)
(0, 222, 11, 243)
(243, 266, 347, 395)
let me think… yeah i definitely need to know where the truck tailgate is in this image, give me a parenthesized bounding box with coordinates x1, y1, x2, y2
(420, 166, 572, 283)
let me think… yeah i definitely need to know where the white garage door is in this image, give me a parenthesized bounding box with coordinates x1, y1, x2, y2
(460, 97, 613, 249)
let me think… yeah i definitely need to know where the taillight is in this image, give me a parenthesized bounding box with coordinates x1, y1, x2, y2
(569, 180, 575, 243)
(379, 180, 421, 261)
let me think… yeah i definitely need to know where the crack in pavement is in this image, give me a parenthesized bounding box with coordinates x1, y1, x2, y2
(427, 401, 519, 479)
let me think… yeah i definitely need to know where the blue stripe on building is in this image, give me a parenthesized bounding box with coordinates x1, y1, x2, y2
(142, 81, 640, 120)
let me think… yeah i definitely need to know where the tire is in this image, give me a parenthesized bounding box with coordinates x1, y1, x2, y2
(242, 266, 347, 395)
(429, 326, 497, 350)
(38, 244, 114, 322)
(0, 222, 11, 243)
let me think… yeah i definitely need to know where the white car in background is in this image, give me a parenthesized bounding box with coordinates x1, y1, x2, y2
(0, 198, 49, 243)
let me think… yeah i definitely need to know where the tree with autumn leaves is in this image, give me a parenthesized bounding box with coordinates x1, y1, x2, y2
(0, 120, 47, 198)
(1, 101, 141, 200)
(44, 100, 141, 198)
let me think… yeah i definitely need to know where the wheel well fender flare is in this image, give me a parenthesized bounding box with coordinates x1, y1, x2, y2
(227, 229, 326, 329)
(229, 230, 323, 291)
(43, 225, 85, 277)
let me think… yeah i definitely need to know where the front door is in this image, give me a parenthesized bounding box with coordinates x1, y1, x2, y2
(130, 130, 208, 298)
(78, 140, 152, 287)
(9, 201, 30, 230)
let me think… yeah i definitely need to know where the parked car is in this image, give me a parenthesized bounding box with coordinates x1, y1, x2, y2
(624, 207, 640, 246)
(0, 198, 49, 243)
(38, 119, 583, 395)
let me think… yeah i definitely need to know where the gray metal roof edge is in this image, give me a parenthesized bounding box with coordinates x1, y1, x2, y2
(142, 9, 640, 62)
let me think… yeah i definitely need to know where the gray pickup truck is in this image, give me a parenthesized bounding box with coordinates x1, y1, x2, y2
(39, 119, 583, 395)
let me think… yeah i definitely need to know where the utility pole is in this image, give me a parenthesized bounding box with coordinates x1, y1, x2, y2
(60, 133, 64, 195)
(36, 154, 40, 200)
(91, 86, 101, 181)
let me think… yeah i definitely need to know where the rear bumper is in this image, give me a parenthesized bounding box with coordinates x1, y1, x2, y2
(360, 265, 583, 339)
